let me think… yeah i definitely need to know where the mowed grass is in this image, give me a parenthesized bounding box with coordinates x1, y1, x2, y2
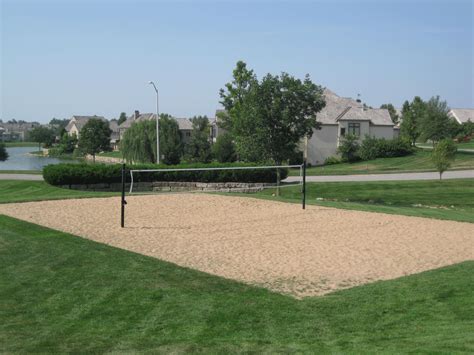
(253, 179, 474, 223)
(290, 150, 474, 176)
(0, 180, 118, 204)
(1, 215, 473, 353)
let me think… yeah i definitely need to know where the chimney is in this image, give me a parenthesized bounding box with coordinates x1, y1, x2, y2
(134, 110, 140, 120)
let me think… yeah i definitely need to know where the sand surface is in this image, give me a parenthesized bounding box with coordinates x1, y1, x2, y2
(1, 194, 473, 297)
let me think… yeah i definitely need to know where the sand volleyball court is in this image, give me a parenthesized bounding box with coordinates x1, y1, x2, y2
(1, 194, 473, 297)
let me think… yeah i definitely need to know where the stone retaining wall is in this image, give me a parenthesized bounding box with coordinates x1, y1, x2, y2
(60, 181, 266, 193)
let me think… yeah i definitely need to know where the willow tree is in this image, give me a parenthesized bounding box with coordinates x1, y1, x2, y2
(121, 115, 182, 164)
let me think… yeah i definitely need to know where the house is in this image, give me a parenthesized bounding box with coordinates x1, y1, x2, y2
(210, 109, 227, 142)
(175, 118, 193, 144)
(0, 121, 40, 141)
(65, 115, 106, 138)
(109, 119, 120, 150)
(118, 111, 156, 140)
(448, 109, 474, 124)
(118, 110, 195, 144)
(306, 89, 394, 165)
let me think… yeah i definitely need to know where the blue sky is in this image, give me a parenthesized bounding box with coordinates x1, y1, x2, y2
(1, 0, 473, 123)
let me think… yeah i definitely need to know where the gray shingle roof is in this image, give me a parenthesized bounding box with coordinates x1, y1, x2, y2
(449, 109, 474, 124)
(175, 118, 193, 130)
(317, 89, 393, 126)
(119, 113, 156, 129)
(66, 115, 106, 132)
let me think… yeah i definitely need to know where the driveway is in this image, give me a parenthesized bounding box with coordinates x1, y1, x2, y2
(285, 169, 474, 183)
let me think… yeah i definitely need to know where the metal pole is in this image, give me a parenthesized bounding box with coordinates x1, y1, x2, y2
(149, 81, 160, 164)
(303, 135, 308, 210)
(156, 89, 160, 164)
(121, 163, 126, 228)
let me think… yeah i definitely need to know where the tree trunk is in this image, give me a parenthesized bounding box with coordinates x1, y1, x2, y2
(38, 142, 41, 152)
(439, 172, 442, 180)
(93, 153, 96, 163)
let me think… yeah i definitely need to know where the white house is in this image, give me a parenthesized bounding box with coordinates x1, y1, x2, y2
(306, 89, 394, 165)
(448, 108, 474, 124)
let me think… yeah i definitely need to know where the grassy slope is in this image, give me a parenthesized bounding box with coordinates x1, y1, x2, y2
(1, 215, 473, 353)
(0, 180, 118, 204)
(251, 179, 474, 223)
(291, 150, 474, 176)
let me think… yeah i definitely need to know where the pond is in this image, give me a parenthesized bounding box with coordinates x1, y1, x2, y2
(0, 146, 78, 171)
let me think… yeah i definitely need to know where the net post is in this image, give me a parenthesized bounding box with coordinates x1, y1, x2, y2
(302, 160, 306, 210)
(121, 163, 126, 228)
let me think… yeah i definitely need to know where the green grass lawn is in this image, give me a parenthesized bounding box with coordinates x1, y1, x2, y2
(98, 150, 123, 158)
(1, 215, 472, 353)
(291, 150, 474, 176)
(458, 141, 474, 149)
(251, 179, 474, 223)
(2, 141, 38, 147)
(0, 180, 118, 204)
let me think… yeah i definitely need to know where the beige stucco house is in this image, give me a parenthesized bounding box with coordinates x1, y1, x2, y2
(65, 115, 106, 139)
(305, 89, 394, 165)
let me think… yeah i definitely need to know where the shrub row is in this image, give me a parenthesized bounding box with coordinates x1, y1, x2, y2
(335, 135, 414, 164)
(43, 162, 289, 186)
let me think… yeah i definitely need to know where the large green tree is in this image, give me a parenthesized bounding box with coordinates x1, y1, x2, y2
(219, 61, 326, 164)
(185, 116, 212, 163)
(212, 132, 236, 163)
(380, 103, 399, 124)
(159, 114, 182, 165)
(121, 114, 183, 164)
(78, 118, 112, 162)
(400, 97, 426, 146)
(29, 126, 56, 151)
(118, 112, 127, 125)
(419, 96, 451, 145)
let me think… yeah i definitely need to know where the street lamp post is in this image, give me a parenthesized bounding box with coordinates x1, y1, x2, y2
(148, 81, 160, 164)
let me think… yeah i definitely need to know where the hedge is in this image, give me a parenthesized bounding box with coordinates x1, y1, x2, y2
(43, 162, 289, 186)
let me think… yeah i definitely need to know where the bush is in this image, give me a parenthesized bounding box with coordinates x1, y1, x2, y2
(43, 162, 288, 186)
(324, 156, 341, 165)
(357, 136, 413, 162)
(358, 135, 379, 161)
(288, 149, 303, 165)
(337, 134, 360, 162)
(0, 143, 8, 161)
(212, 133, 236, 163)
(375, 137, 413, 158)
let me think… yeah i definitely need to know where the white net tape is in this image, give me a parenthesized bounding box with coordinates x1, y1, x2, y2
(128, 164, 303, 195)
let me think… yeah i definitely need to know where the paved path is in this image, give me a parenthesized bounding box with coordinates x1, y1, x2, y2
(0, 173, 44, 181)
(285, 169, 474, 183)
(1, 170, 473, 183)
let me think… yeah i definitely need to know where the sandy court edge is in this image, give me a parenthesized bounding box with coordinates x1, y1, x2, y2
(0, 194, 473, 298)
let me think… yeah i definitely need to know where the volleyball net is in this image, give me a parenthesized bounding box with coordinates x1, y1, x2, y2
(120, 163, 307, 227)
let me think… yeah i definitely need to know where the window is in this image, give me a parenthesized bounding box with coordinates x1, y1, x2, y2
(186, 132, 191, 137)
(348, 123, 360, 136)
(340, 127, 346, 136)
